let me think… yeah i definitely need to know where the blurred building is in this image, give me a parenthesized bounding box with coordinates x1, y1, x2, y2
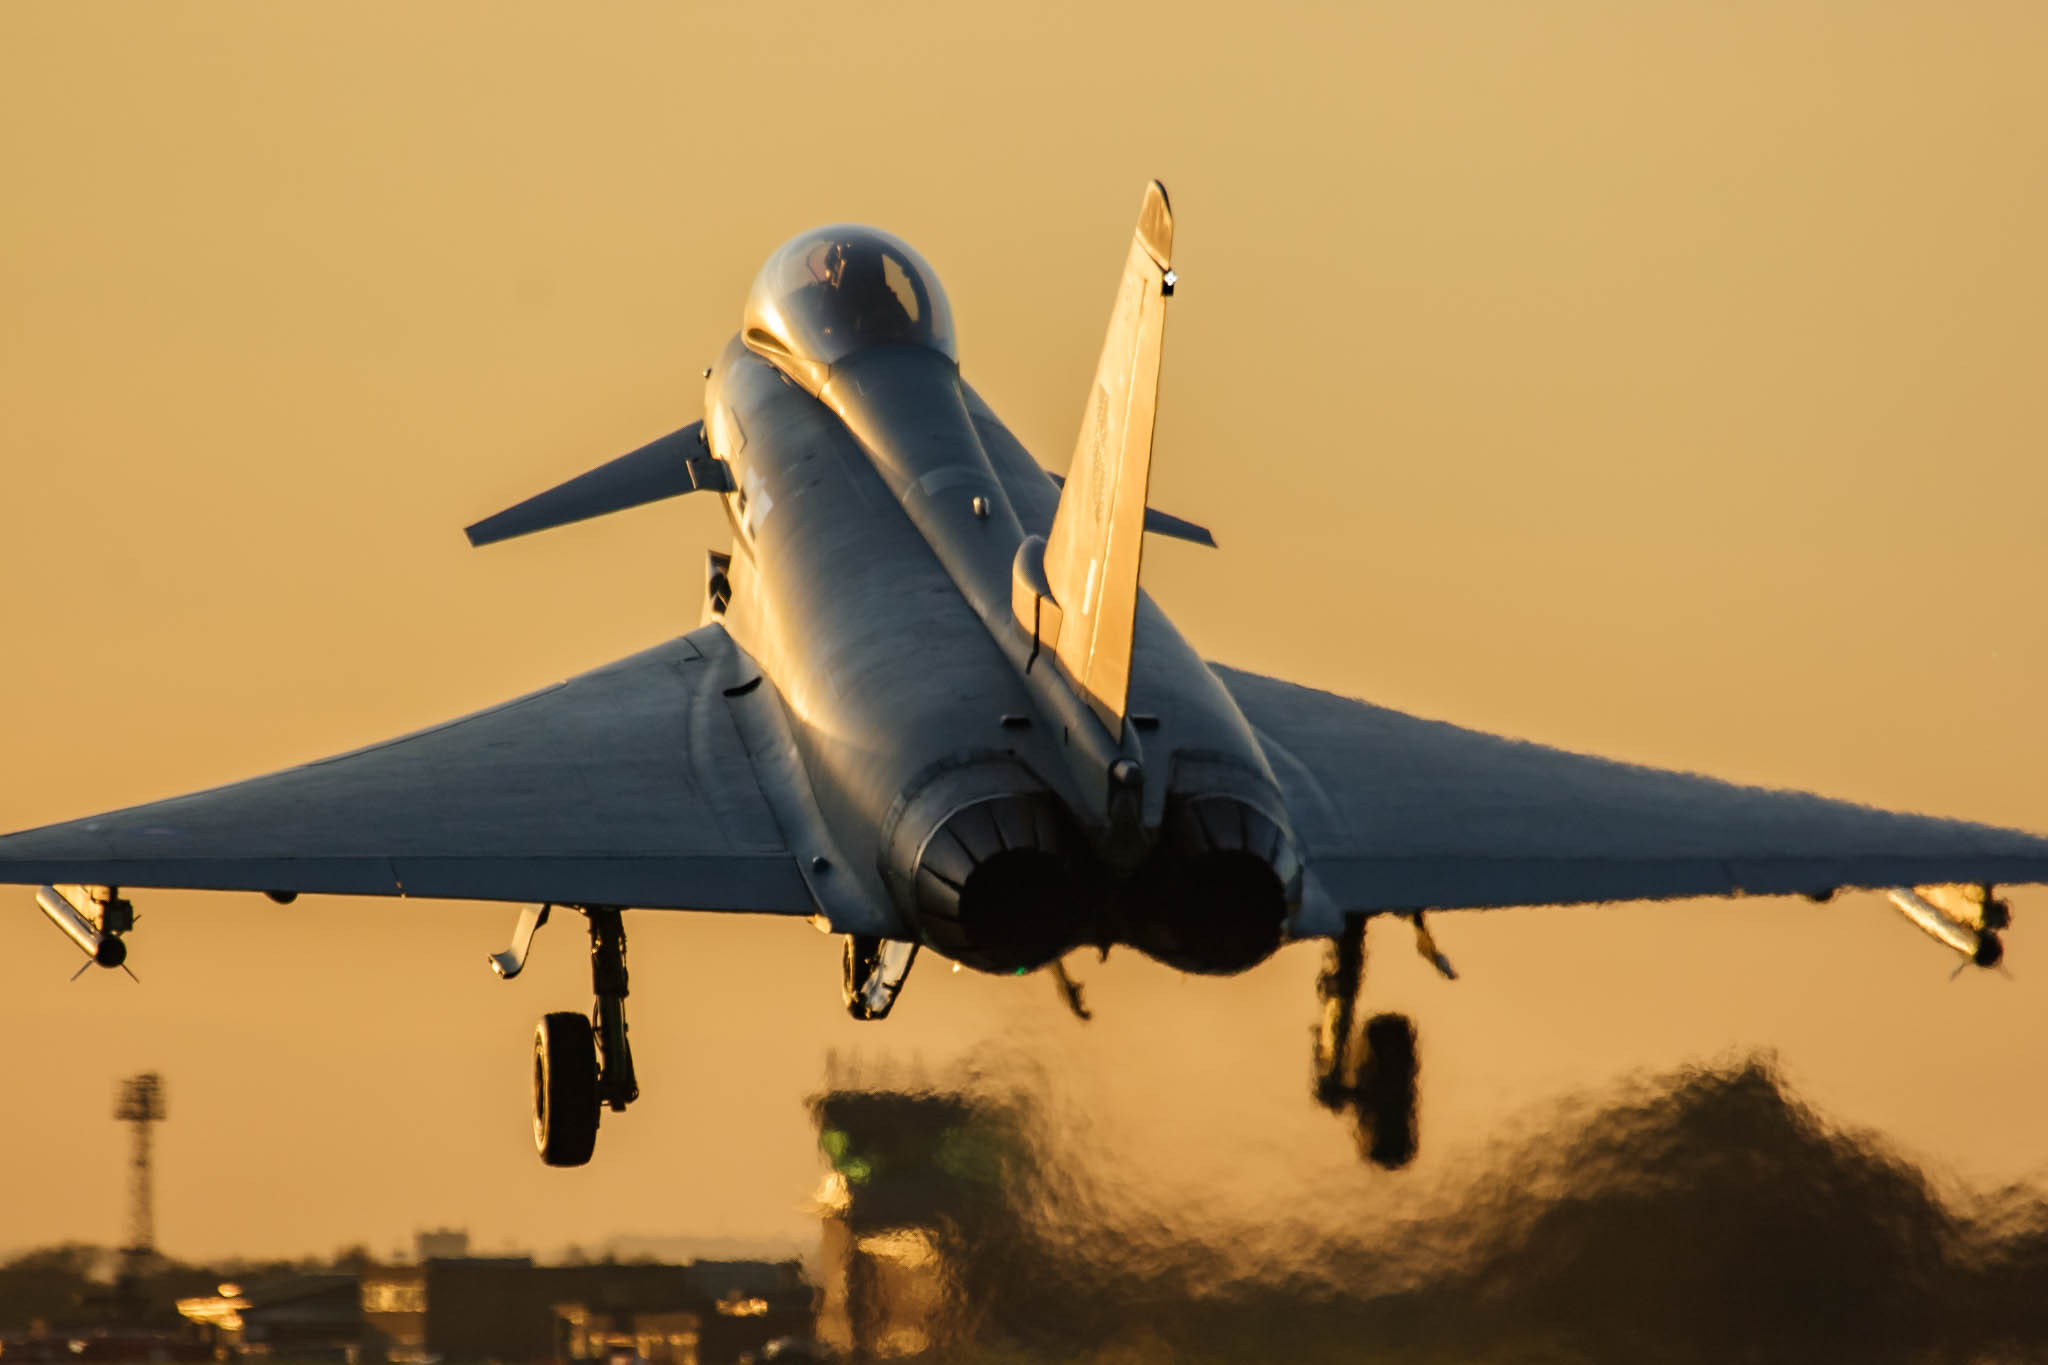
(359, 1255, 810, 1365)
(176, 1274, 362, 1361)
(0, 1330, 211, 1363)
(412, 1232, 469, 1263)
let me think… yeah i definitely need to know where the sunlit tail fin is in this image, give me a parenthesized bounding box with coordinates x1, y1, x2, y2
(1041, 180, 1175, 737)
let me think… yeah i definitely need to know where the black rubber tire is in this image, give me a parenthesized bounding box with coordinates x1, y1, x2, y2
(1356, 1012, 1419, 1170)
(534, 1011, 600, 1167)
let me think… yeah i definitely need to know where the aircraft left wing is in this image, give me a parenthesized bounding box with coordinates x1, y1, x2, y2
(0, 625, 815, 913)
(1213, 663, 2048, 937)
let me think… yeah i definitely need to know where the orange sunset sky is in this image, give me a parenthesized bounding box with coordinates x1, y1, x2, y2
(3, 1, 2047, 1262)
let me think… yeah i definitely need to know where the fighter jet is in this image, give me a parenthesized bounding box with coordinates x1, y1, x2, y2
(5, 182, 2044, 1169)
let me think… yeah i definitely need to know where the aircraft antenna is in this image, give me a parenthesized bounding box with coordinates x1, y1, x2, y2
(112, 1072, 167, 1278)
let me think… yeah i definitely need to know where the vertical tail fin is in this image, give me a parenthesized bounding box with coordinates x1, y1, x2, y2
(1041, 180, 1175, 738)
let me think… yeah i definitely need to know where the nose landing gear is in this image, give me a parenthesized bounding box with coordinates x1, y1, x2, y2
(1312, 913, 1421, 1169)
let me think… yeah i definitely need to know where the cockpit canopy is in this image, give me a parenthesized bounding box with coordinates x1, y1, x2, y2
(742, 225, 956, 387)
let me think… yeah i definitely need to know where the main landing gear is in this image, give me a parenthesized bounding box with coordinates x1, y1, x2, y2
(493, 904, 639, 1168)
(1312, 912, 1449, 1169)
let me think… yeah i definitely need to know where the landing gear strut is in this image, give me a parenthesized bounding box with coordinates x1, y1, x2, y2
(587, 908, 640, 1111)
(842, 935, 917, 1020)
(1312, 913, 1421, 1169)
(531, 906, 639, 1167)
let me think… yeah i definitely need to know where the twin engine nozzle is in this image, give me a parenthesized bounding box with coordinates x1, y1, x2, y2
(1118, 794, 1304, 974)
(884, 761, 1301, 976)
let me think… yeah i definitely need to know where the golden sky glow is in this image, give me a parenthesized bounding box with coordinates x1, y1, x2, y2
(3, 1, 2046, 1261)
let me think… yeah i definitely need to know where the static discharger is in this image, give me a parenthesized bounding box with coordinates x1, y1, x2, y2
(1886, 884, 2009, 969)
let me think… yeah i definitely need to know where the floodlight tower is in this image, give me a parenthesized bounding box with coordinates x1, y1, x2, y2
(113, 1072, 167, 1277)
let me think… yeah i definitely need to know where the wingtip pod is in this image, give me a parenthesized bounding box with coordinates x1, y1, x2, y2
(1886, 884, 2009, 970)
(35, 883, 129, 970)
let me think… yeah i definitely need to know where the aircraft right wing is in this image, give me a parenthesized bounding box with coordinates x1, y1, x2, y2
(1212, 663, 2048, 937)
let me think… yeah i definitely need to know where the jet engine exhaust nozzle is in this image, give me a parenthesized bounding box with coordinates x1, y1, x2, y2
(909, 792, 1091, 975)
(1122, 796, 1302, 975)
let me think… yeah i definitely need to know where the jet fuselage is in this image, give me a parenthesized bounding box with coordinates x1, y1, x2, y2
(701, 255, 1300, 975)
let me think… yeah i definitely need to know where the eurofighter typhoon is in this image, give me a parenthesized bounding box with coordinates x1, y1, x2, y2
(6, 184, 2044, 1167)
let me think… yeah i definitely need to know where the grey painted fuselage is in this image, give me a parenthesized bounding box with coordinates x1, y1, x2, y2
(705, 338, 1297, 974)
